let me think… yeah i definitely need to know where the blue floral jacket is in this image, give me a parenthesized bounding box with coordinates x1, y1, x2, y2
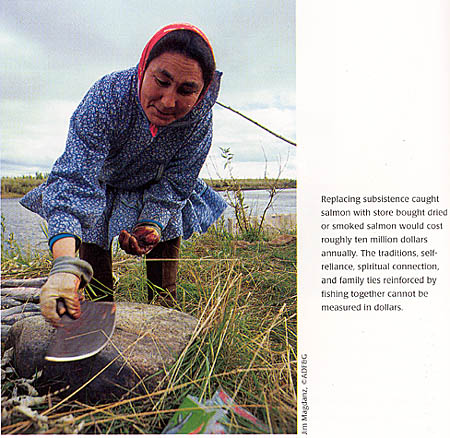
(20, 66, 227, 249)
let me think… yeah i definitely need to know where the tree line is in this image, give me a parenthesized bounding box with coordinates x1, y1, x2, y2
(1, 174, 296, 198)
(1, 174, 49, 198)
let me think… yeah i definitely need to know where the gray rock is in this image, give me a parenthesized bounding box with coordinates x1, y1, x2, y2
(1, 324, 11, 341)
(5, 302, 198, 402)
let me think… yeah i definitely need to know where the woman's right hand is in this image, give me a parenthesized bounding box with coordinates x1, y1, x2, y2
(40, 251, 93, 326)
(40, 273, 83, 326)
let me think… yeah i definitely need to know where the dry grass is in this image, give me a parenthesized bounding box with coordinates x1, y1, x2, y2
(1, 226, 297, 434)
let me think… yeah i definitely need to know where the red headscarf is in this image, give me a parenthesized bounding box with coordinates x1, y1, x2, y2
(138, 23, 215, 137)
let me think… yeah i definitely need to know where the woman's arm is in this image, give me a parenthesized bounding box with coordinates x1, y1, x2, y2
(42, 72, 128, 243)
(52, 237, 76, 258)
(38, 73, 126, 325)
(40, 235, 93, 326)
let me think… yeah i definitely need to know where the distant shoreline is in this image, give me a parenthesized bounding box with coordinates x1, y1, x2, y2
(2, 193, 23, 199)
(1, 178, 297, 199)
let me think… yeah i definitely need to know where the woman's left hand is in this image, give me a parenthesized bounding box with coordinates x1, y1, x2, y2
(119, 224, 161, 255)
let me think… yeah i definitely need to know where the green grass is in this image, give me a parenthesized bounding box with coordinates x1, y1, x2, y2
(1, 224, 297, 434)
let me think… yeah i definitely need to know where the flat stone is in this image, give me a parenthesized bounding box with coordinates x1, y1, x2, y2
(5, 302, 198, 402)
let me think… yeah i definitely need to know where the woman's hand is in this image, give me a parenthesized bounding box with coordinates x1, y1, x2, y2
(40, 254, 93, 326)
(119, 224, 161, 256)
(40, 273, 83, 326)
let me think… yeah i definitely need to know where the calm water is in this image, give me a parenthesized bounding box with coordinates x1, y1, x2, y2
(1, 188, 296, 250)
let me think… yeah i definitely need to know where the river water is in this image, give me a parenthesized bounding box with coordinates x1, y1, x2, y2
(1, 189, 296, 250)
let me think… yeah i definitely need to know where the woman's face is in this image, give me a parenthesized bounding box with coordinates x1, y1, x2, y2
(140, 52, 205, 126)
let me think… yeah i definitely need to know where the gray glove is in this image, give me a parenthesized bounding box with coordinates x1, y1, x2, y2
(49, 256, 93, 287)
(40, 256, 93, 326)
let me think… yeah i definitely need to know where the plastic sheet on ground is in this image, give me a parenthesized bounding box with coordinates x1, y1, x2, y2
(162, 388, 269, 434)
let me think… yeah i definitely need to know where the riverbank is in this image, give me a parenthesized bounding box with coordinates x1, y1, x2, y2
(1, 193, 24, 199)
(1, 176, 296, 198)
(2, 189, 296, 250)
(1, 223, 297, 434)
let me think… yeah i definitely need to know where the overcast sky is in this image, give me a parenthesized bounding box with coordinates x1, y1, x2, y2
(0, 0, 296, 179)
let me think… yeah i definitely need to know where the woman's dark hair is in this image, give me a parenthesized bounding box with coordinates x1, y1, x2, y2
(146, 30, 216, 89)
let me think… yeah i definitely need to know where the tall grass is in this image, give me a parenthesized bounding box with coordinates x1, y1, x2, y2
(1, 222, 297, 434)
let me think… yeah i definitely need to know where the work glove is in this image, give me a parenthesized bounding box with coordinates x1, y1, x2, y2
(40, 256, 93, 327)
(119, 222, 161, 256)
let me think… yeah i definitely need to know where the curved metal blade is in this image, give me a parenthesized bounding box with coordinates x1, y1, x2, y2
(45, 301, 116, 362)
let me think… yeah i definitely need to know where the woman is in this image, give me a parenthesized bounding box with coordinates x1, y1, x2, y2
(20, 23, 227, 326)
